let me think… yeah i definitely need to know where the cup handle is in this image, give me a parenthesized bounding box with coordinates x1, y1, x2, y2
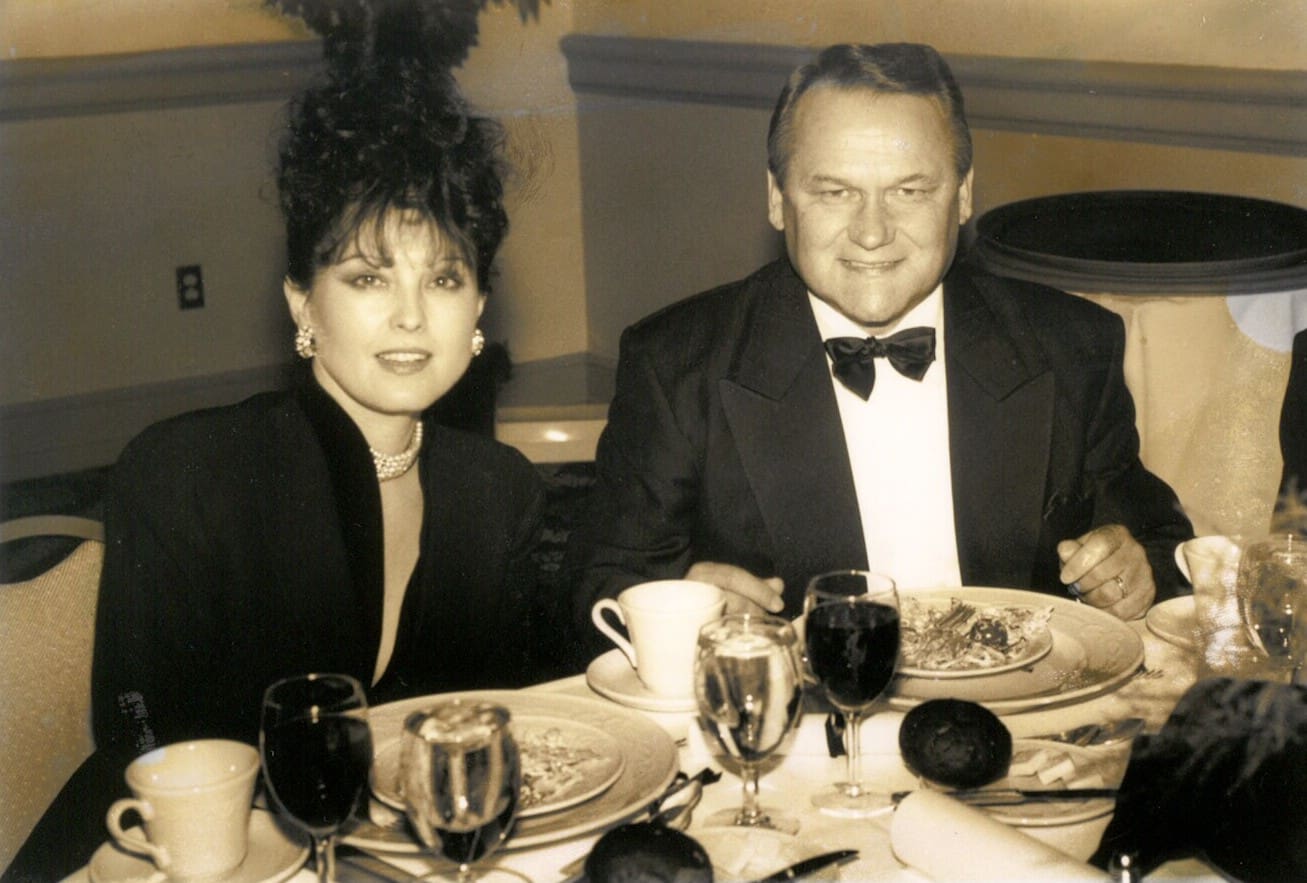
(1175, 541, 1191, 583)
(107, 798, 171, 868)
(591, 599, 638, 669)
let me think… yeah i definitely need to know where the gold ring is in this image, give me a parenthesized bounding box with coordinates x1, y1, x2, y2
(1114, 575, 1127, 596)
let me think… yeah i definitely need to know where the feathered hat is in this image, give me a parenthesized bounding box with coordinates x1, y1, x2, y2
(267, 0, 540, 76)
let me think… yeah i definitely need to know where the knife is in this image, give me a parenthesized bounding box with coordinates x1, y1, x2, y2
(892, 788, 1118, 806)
(336, 847, 420, 882)
(1026, 717, 1144, 747)
(748, 849, 859, 883)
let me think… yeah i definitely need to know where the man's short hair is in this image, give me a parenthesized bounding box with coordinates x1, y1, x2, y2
(767, 43, 973, 187)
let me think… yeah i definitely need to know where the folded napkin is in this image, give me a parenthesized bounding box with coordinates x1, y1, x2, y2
(891, 791, 1110, 881)
(1091, 677, 1307, 881)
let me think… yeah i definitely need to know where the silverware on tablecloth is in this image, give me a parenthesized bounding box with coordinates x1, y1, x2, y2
(1027, 717, 1144, 747)
(891, 787, 1119, 806)
(555, 766, 722, 880)
(336, 846, 419, 882)
(746, 849, 860, 883)
(648, 766, 722, 823)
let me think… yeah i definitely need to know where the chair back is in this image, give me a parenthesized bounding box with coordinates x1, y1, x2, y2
(0, 516, 103, 872)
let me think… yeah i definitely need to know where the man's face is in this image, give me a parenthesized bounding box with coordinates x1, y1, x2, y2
(768, 86, 973, 332)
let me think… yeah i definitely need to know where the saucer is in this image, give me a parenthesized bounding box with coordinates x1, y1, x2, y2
(89, 808, 308, 883)
(585, 649, 697, 712)
(1146, 595, 1196, 650)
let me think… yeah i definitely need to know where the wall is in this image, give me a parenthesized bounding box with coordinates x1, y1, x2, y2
(573, 0, 1306, 70)
(2, 0, 1306, 480)
(0, 0, 589, 479)
(565, 1, 1307, 359)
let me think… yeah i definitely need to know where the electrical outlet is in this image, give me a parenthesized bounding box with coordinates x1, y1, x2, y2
(176, 265, 204, 310)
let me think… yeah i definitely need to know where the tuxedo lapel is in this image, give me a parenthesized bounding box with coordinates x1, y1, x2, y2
(719, 264, 867, 604)
(945, 270, 1054, 587)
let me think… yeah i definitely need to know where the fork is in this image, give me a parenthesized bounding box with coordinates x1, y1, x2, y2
(936, 602, 975, 629)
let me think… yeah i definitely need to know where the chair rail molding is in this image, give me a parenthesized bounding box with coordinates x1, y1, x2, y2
(561, 35, 1307, 157)
(0, 41, 323, 121)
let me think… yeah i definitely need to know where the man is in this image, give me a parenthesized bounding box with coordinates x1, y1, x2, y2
(1278, 328, 1307, 510)
(569, 43, 1192, 633)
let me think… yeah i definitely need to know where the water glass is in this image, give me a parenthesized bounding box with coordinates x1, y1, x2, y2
(1237, 533, 1307, 681)
(401, 701, 521, 881)
(693, 613, 803, 833)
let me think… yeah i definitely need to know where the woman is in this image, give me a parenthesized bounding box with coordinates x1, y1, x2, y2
(5, 6, 552, 878)
(90, 8, 552, 759)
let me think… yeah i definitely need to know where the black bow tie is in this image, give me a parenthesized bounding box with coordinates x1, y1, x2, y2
(824, 327, 936, 400)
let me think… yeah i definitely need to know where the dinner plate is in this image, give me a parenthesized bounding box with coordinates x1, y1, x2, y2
(89, 809, 307, 883)
(1146, 595, 1197, 650)
(898, 598, 1055, 679)
(369, 714, 625, 818)
(888, 588, 1145, 714)
(342, 690, 678, 854)
(981, 739, 1127, 827)
(585, 648, 699, 713)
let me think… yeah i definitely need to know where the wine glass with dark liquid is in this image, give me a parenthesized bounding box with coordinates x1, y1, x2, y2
(803, 570, 900, 816)
(260, 673, 373, 883)
(694, 613, 804, 833)
(401, 701, 521, 882)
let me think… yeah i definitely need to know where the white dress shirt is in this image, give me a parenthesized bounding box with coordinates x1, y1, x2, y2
(810, 286, 963, 590)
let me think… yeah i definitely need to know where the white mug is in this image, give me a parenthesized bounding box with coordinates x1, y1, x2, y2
(106, 739, 260, 881)
(591, 579, 725, 697)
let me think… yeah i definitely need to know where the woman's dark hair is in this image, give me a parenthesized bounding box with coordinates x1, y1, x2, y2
(275, 1, 509, 291)
(767, 42, 973, 188)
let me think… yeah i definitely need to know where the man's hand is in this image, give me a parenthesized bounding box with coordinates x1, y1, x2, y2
(685, 561, 784, 615)
(1057, 524, 1155, 620)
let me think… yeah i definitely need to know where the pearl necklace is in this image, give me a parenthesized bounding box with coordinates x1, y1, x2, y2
(371, 421, 424, 481)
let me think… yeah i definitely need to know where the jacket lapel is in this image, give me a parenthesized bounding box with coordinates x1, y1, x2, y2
(719, 262, 867, 603)
(297, 383, 385, 672)
(945, 269, 1054, 587)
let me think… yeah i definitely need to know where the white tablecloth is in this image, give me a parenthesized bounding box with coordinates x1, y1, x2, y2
(67, 619, 1222, 882)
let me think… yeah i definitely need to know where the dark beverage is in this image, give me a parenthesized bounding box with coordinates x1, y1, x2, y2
(403, 702, 521, 873)
(806, 600, 900, 710)
(424, 796, 518, 867)
(262, 714, 372, 834)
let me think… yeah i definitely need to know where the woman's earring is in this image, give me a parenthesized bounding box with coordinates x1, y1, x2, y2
(471, 327, 485, 357)
(294, 326, 316, 359)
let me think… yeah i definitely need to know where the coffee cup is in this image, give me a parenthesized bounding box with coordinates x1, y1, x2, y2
(106, 739, 260, 881)
(591, 579, 725, 697)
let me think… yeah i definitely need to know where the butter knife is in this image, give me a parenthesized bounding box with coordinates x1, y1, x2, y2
(892, 788, 1118, 806)
(748, 849, 859, 883)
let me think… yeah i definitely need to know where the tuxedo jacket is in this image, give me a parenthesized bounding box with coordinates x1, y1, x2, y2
(569, 258, 1193, 629)
(1279, 328, 1307, 502)
(92, 382, 547, 755)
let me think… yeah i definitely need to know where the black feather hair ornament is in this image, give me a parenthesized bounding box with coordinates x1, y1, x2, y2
(266, 0, 541, 74)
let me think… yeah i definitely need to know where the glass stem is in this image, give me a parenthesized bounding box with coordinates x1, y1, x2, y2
(737, 761, 766, 825)
(843, 711, 865, 796)
(312, 834, 334, 883)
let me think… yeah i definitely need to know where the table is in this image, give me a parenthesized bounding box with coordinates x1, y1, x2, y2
(66, 618, 1222, 882)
